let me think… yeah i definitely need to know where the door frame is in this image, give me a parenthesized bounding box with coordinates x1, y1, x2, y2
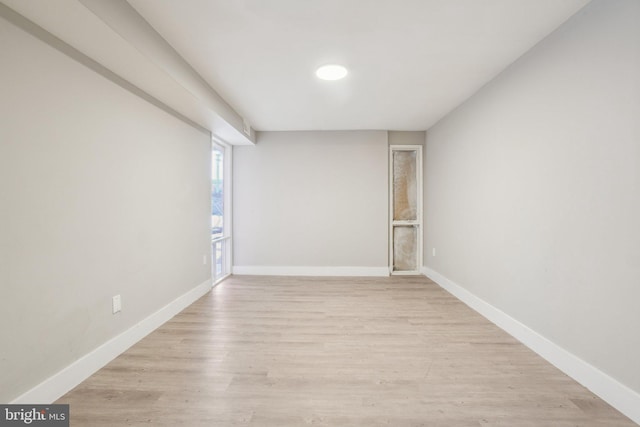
(389, 145, 423, 275)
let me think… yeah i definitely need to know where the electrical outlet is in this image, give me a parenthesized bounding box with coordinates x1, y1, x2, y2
(112, 295, 122, 314)
(432, 248, 436, 257)
(203, 254, 207, 265)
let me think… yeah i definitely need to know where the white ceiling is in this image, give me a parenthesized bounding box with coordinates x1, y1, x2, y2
(128, 0, 590, 132)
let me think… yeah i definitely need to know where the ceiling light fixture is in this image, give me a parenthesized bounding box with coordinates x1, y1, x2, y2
(316, 64, 348, 81)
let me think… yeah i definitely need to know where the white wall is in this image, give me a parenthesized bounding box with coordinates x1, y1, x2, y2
(388, 131, 425, 147)
(233, 131, 388, 274)
(0, 15, 211, 402)
(425, 0, 640, 397)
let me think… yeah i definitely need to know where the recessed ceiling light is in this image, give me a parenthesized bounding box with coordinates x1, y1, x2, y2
(316, 64, 348, 81)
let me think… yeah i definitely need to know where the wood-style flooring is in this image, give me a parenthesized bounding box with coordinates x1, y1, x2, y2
(57, 275, 636, 426)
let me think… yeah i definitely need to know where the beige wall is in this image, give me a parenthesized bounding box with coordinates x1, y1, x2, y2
(233, 131, 388, 270)
(0, 16, 211, 402)
(388, 131, 425, 147)
(425, 0, 640, 393)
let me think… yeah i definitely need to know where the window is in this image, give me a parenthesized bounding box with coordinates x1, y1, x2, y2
(212, 139, 232, 283)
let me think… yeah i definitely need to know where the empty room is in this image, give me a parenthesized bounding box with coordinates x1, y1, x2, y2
(1, 0, 639, 425)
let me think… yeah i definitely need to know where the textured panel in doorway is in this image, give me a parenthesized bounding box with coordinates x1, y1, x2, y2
(393, 151, 417, 221)
(393, 226, 417, 271)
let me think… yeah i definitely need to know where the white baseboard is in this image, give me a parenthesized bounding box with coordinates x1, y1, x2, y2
(422, 266, 640, 425)
(232, 265, 389, 277)
(11, 279, 213, 404)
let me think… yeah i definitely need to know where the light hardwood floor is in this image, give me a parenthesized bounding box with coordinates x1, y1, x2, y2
(57, 275, 636, 426)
